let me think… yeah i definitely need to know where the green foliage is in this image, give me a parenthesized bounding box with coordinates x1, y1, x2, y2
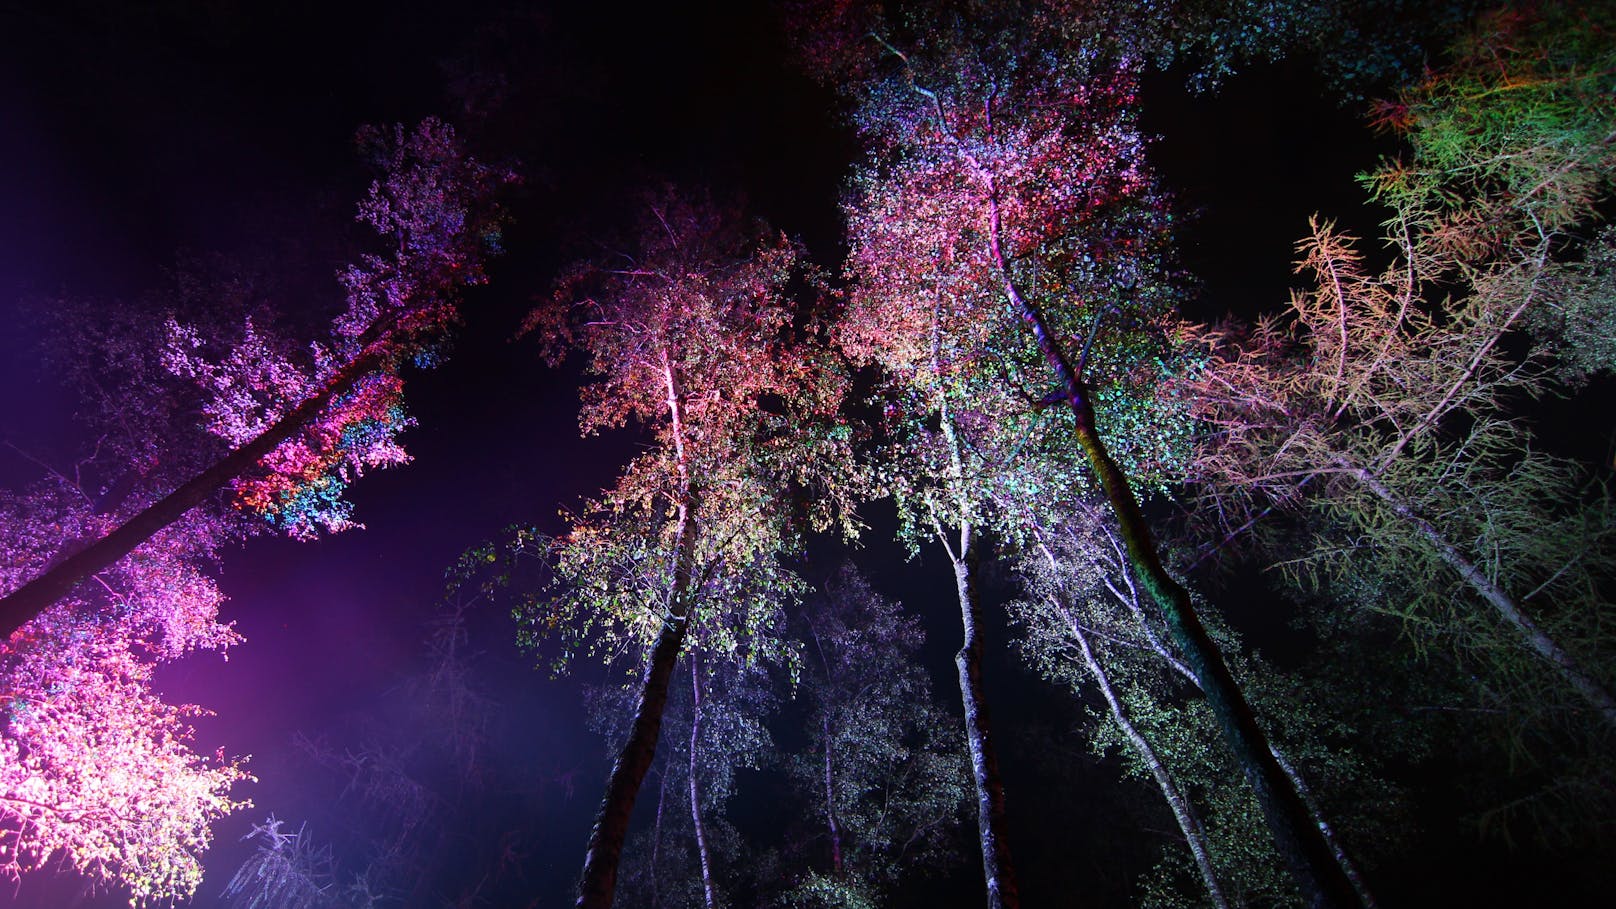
(1189, 2, 1616, 840)
(780, 566, 971, 900)
(1011, 510, 1397, 907)
(1366, 3, 1616, 264)
(1528, 227, 1616, 386)
(777, 871, 881, 909)
(1139, 0, 1479, 96)
(509, 188, 860, 679)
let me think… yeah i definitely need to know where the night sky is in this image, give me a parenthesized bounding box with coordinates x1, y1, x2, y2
(3, 2, 1611, 908)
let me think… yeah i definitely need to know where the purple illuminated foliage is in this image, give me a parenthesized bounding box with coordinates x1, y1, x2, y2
(0, 118, 510, 906)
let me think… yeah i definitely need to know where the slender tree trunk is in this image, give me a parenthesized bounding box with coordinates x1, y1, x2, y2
(1268, 742, 1377, 909)
(688, 657, 718, 909)
(984, 202, 1356, 905)
(1028, 529, 1230, 907)
(1068, 608, 1231, 909)
(822, 715, 844, 875)
(945, 524, 1020, 909)
(1347, 462, 1616, 729)
(576, 490, 699, 909)
(0, 335, 394, 640)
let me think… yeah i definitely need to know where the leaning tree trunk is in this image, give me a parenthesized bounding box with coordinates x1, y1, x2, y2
(1063, 396, 1357, 908)
(574, 611, 688, 909)
(1085, 520, 1378, 907)
(575, 496, 699, 909)
(1070, 610, 1231, 909)
(945, 523, 1021, 909)
(0, 325, 397, 640)
(1030, 531, 1230, 909)
(688, 658, 719, 909)
(981, 189, 1358, 908)
(1347, 461, 1616, 730)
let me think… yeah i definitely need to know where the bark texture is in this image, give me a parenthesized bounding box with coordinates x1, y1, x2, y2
(1069, 614, 1230, 909)
(688, 659, 718, 909)
(947, 526, 1020, 909)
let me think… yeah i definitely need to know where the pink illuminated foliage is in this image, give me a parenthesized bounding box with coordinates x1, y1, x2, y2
(0, 117, 510, 905)
(793, 2, 1358, 905)
(1, 483, 249, 905)
(160, 118, 512, 541)
(1, 116, 511, 640)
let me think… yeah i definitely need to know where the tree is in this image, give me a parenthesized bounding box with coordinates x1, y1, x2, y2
(223, 817, 342, 909)
(0, 117, 512, 637)
(1187, 6, 1616, 744)
(821, 15, 1185, 904)
(0, 116, 508, 905)
(516, 187, 856, 909)
(793, 1, 1353, 903)
(1013, 504, 1387, 907)
(779, 564, 970, 908)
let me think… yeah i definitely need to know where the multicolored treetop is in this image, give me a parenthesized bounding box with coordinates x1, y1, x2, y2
(512, 186, 857, 909)
(1, 116, 510, 906)
(0, 117, 513, 638)
(793, 1, 1357, 904)
(1187, 4, 1616, 749)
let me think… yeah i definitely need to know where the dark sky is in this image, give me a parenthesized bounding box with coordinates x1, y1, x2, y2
(0, 2, 1453, 907)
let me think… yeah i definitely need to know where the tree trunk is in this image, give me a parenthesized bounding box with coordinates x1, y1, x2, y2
(688, 657, 719, 909)
(574, 356, 704, 909)
(1067, 608, 1231, 909)
(1268, 741, 1377, 909)
(822, 715, 844, 875)
(574, 610, 689, 909)
(1347, 462, 1616, 729)
(1084, 523, 1378, 907)
(0, 338, 393, 640)
(987, 216, 1357, 905)
(1064, 400, 1357, 908)
(946, 525, 1020, 909)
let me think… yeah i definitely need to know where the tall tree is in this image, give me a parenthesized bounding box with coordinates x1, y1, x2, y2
(1188, 5, 1616, 741)
(794, 1, 1352, 903)
(1015, 517, 1232, 909)
(517, 187, 856, 909)
(820, 15, 1186, 904)
(2, 275, 264, 903)
(0, 118, 512, 638)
